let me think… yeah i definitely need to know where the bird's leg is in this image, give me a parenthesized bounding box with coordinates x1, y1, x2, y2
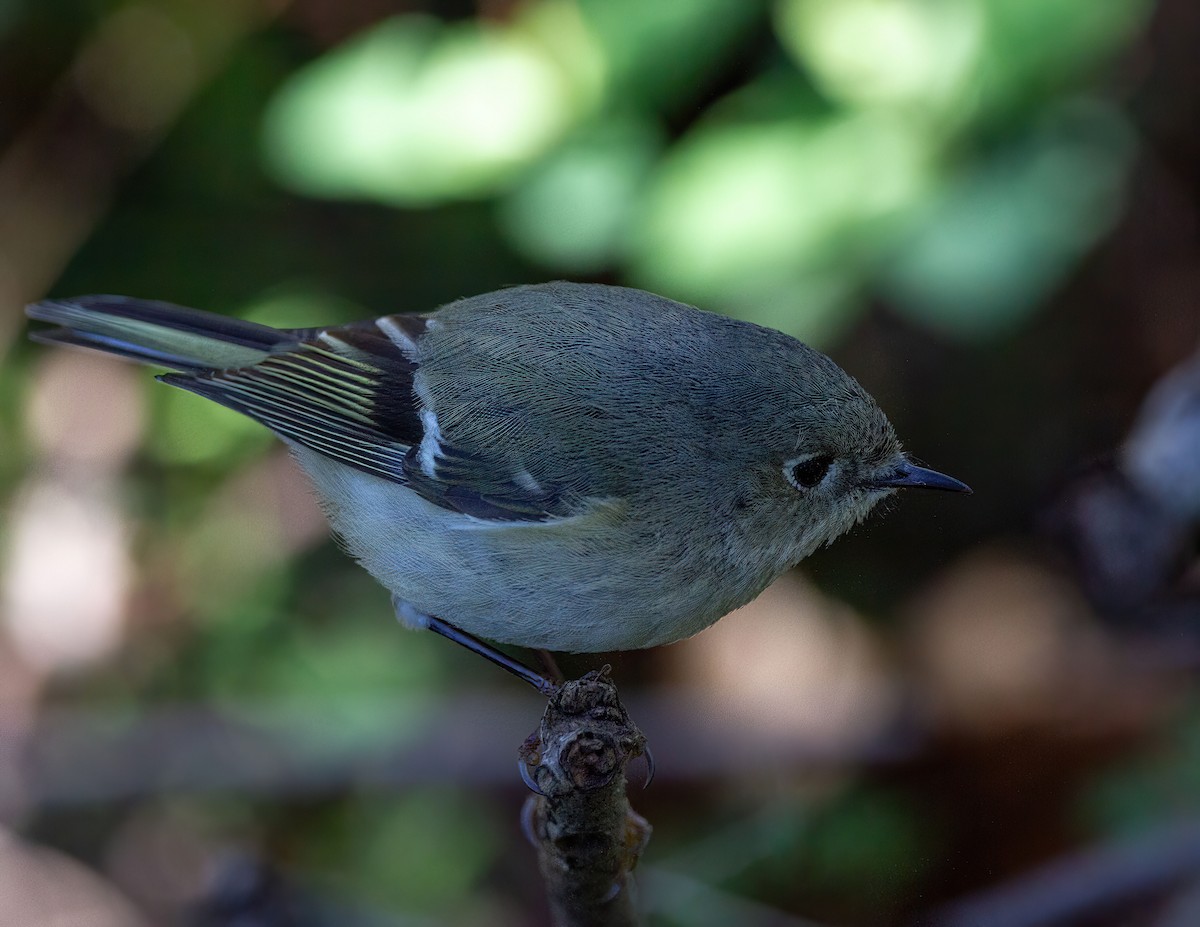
(422, 613, 559, 696)
(535, 649, 565, 686)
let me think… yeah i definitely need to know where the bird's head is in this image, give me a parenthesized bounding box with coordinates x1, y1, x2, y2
(727, 340, 970, 562)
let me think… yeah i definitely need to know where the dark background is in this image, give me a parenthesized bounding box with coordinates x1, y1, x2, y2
(0, 0, 1197, 924)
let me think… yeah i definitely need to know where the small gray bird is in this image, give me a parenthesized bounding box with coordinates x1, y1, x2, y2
(27, 282, 969, 692)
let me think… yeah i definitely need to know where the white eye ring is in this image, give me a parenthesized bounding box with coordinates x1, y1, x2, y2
(785, 453, 835, 490)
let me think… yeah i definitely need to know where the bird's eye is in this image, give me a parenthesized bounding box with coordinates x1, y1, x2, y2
(787, 454, 834, 490)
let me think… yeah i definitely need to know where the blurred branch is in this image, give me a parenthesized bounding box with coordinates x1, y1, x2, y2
(1156, 878, 1200, 927)
(641, 868, 831, 927)
(190, 851, 420, 927)
(932, 818, 1200, 927)
(518, 669, 651, 927)
(1045, 345, 1200, 621)
(11, 689, 917, 806)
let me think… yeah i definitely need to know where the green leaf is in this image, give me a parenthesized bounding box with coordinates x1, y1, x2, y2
(883, 100, 1136, 340)
(261, 16, 578, 205)
(498, 117, 662, 272)
(301, 790, 501, 913)
(629, 108, 932, 343)
(777, 0, 985, 116)
(576, 0, 768, 111)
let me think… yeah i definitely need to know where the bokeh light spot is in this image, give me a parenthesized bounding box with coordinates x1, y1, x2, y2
(498, 118, 661, 272)
(261, 16, 578, 205)
(884, 100, 1136, 339)
(630, 111, 930, 342)
(777, 0, 983, 113)
(2, 481, 129, 672)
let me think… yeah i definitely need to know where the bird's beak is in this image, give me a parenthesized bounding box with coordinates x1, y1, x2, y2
(870, 460, 972, 494)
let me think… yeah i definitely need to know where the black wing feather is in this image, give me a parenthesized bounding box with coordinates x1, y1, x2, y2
(165, 320, 423, 483)
(166, 314, 570, 523)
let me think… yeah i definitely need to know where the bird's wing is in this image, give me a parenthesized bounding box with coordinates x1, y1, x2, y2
(399, 433, 575, 523)
(165, 315, 574, 523)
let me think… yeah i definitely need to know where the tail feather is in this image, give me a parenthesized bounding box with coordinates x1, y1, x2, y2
(25, 296, 292, 371)
(28, 327, 219, 371)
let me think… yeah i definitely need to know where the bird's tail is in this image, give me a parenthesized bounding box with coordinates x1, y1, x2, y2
(25, 296, 291, 372)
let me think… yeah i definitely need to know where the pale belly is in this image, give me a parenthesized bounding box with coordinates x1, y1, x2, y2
(293, 449, 776, 652)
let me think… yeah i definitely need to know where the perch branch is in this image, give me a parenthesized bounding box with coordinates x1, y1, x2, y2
(519, 667, 652, 927)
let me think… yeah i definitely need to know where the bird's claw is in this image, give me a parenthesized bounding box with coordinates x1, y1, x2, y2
(636, 744, 655, 789)
(520, 796, 541, 846)
(518, 757, 546, 796)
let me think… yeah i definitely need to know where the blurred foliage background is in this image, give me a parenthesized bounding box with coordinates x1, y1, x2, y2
(0, 0, 1197, 924)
